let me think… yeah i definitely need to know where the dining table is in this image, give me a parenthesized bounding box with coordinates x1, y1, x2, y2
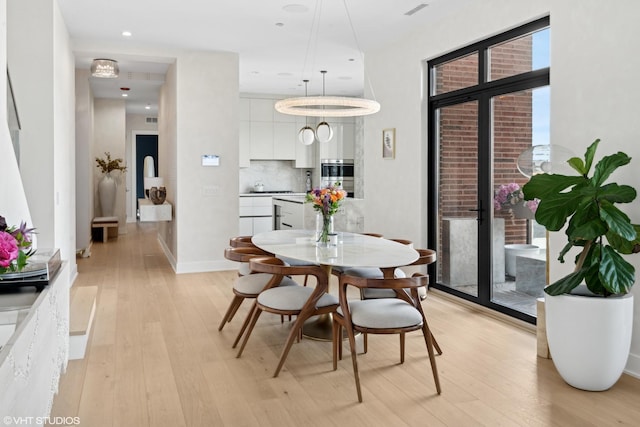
(252, 229, 419, 340)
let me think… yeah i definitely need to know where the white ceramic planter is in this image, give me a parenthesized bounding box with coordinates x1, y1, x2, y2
(545, 291, 634, 391)
(98, 173, 117, 216)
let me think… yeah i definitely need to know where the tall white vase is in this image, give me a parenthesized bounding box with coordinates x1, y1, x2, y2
(98, 173, 117, 217)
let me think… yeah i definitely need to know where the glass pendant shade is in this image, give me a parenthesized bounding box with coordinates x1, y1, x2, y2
(298, 126, 315, 145)
(315, 121, 333, 143)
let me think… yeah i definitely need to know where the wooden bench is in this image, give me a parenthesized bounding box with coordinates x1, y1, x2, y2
(69, 285, 98, 360)
(92, 216, 118, 243)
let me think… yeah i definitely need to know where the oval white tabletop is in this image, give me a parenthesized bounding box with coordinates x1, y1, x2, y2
(252, 229, 418, 269)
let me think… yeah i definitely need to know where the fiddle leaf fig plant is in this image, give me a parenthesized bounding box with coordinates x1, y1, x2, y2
(523, 139, 640, 297)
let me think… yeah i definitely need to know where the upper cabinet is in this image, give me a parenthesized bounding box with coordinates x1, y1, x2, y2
(240, 96, 314, 167)
(317, 118, 355, 161)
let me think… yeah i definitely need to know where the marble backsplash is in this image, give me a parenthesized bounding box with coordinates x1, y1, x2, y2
(239, 160, 313, 193)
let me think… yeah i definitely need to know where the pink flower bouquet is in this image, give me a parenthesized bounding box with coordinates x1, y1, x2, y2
(0, 215, 35, 275)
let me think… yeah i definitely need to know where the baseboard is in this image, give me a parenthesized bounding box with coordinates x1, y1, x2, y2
(625, 352, 640, 379)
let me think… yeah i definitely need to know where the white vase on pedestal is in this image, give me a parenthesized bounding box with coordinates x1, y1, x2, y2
(98, 173, 117, 216)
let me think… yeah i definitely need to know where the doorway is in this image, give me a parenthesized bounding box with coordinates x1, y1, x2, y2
(133, 132, 159, 219)
(427, 18, 549, 324)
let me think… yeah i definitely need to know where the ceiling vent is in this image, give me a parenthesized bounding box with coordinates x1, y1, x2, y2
(146, 117, 158, 124)
(404, 3, 428, 16)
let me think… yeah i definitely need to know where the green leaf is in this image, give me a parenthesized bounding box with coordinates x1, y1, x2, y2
(591, 152, 632, 187)
(567, 157, 586, 175)
(584, 263, 606, 294)
(569, 218, 607, 242)
(599, 183, 637, 204)
(544, 269, 586, 296)
(557, 241, 574, 263)
(583, 139, 600, 176)
(522, 174, 584, 201)
(599, 200, 636, 241)
(598, 246, 635, 294)
(534, 189, 588, 231)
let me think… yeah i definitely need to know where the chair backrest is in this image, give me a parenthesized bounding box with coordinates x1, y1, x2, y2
(229, 235, 257, 248)
(224, 246, 272, 263)
(249, 256, 329, 287)
(362, 232, 384, 238)
(389, 238, 413, 247)
(407, 249, 436, 266)
(339, 273, 428, 304)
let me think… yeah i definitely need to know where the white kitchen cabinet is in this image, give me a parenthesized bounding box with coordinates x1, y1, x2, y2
(250, 121, 274, 159)
(239, 195, 274, 235)
(250, 98, 273, 121)
(239, 120, 251, 167)
(317, 120, 355, 161)
(273, 122, 296, 160)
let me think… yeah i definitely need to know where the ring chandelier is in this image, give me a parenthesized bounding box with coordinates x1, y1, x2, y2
(275, 96, 380, 118)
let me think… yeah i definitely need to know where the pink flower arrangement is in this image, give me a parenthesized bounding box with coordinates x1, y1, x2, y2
(0, 215, 35, 275)
(305, 182, 347, 216)
(494, 183, 538, 213)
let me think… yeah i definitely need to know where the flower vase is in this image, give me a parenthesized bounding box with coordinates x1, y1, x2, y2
(98, 173, 117, 216)
(315, 213, 334, 246)
(511, 201, 535, 220)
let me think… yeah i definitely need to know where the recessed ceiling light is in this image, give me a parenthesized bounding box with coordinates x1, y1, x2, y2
(121, 93, 128, 97)
(145, 104, 151, 110)
(277, 72, 293, 77)
(275, 22, 284, 27)
(282, 4, 309, 13)
(122, 30, 132, 37)
(250, 71, 260, 75)
(348, 58, 355, 62)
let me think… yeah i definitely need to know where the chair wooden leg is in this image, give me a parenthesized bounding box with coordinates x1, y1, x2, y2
(273, 313, 308, 378)
(421, 321, 441, 394)
(332, 318, 340, 370)
(232, 301, 257, 348)
(363, 332, 368, 353)
(431, 331, 443, 355)
(236, 307, 263, 358)
(218, 295, 243, 331)
(400, 332, 405, 364)
(345, 324, 363, 403)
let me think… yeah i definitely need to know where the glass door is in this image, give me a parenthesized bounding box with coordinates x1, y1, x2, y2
(435, 100, 480, 297)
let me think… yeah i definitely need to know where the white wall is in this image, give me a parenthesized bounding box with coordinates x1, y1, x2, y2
(6, 0, 76, 273)
(365, 0, 640, 377)
(93, 99, 127, 232)
(75, 69, 94, 253)
(172, 52, 239, 273)
(550, 0, 640, 376)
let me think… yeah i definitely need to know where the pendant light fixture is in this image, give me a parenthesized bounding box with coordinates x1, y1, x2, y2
(315, 70, 333, 143)
(274, 0, 380, 118)
(298, 80, 315, 145)
(90, 58, 119, 78)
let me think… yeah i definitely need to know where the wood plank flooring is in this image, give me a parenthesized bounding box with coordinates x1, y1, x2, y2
(50, 222, 640, 426)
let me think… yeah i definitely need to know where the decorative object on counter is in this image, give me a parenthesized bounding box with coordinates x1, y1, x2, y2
(306, 182, 347, 246)
(274, 1, 380, 118)
(305, 171, 312, 192)
(0, 215, 35, 276)
(253, 181, 264, 192)
(149, 186, 167, 205)
(494, 182, 538, 219)
(382, 128, 396, 159)
(95, 152, 127, 217)
(144, 176, 164, 198)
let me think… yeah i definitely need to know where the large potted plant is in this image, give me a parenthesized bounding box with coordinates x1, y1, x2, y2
(523, 139, 639, 391)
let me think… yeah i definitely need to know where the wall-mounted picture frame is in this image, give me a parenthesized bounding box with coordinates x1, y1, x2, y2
(382, 128, 396, 159)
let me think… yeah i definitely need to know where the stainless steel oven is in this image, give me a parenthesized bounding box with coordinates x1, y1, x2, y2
(321, 159, 354, 197)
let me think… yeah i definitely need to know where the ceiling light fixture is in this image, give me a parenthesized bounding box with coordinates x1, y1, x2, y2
(315, 71, 333, 143)
(298, 80, 315, 145)
(274, 0, 380, 118)
(90, 58, 119, 78)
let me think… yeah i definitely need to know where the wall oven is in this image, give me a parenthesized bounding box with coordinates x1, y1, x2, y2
(321, 159, 354, 197)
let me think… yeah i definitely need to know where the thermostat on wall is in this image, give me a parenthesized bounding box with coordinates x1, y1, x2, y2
(202, 154, 220, 166)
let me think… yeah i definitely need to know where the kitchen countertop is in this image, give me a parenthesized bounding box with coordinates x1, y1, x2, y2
(240, 192, 307, 197)
(272, 195, 307, 203)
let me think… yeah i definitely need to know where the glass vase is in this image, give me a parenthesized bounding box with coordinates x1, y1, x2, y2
(315, 213, 334, 246)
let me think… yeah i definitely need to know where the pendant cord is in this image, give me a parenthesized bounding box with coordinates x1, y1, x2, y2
(341, 0, 377, 101)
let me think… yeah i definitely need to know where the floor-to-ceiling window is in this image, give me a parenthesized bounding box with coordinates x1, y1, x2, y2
(427, 17, 550, 323)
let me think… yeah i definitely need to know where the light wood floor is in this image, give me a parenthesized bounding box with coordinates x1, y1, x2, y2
(50, 222, 640, 426)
